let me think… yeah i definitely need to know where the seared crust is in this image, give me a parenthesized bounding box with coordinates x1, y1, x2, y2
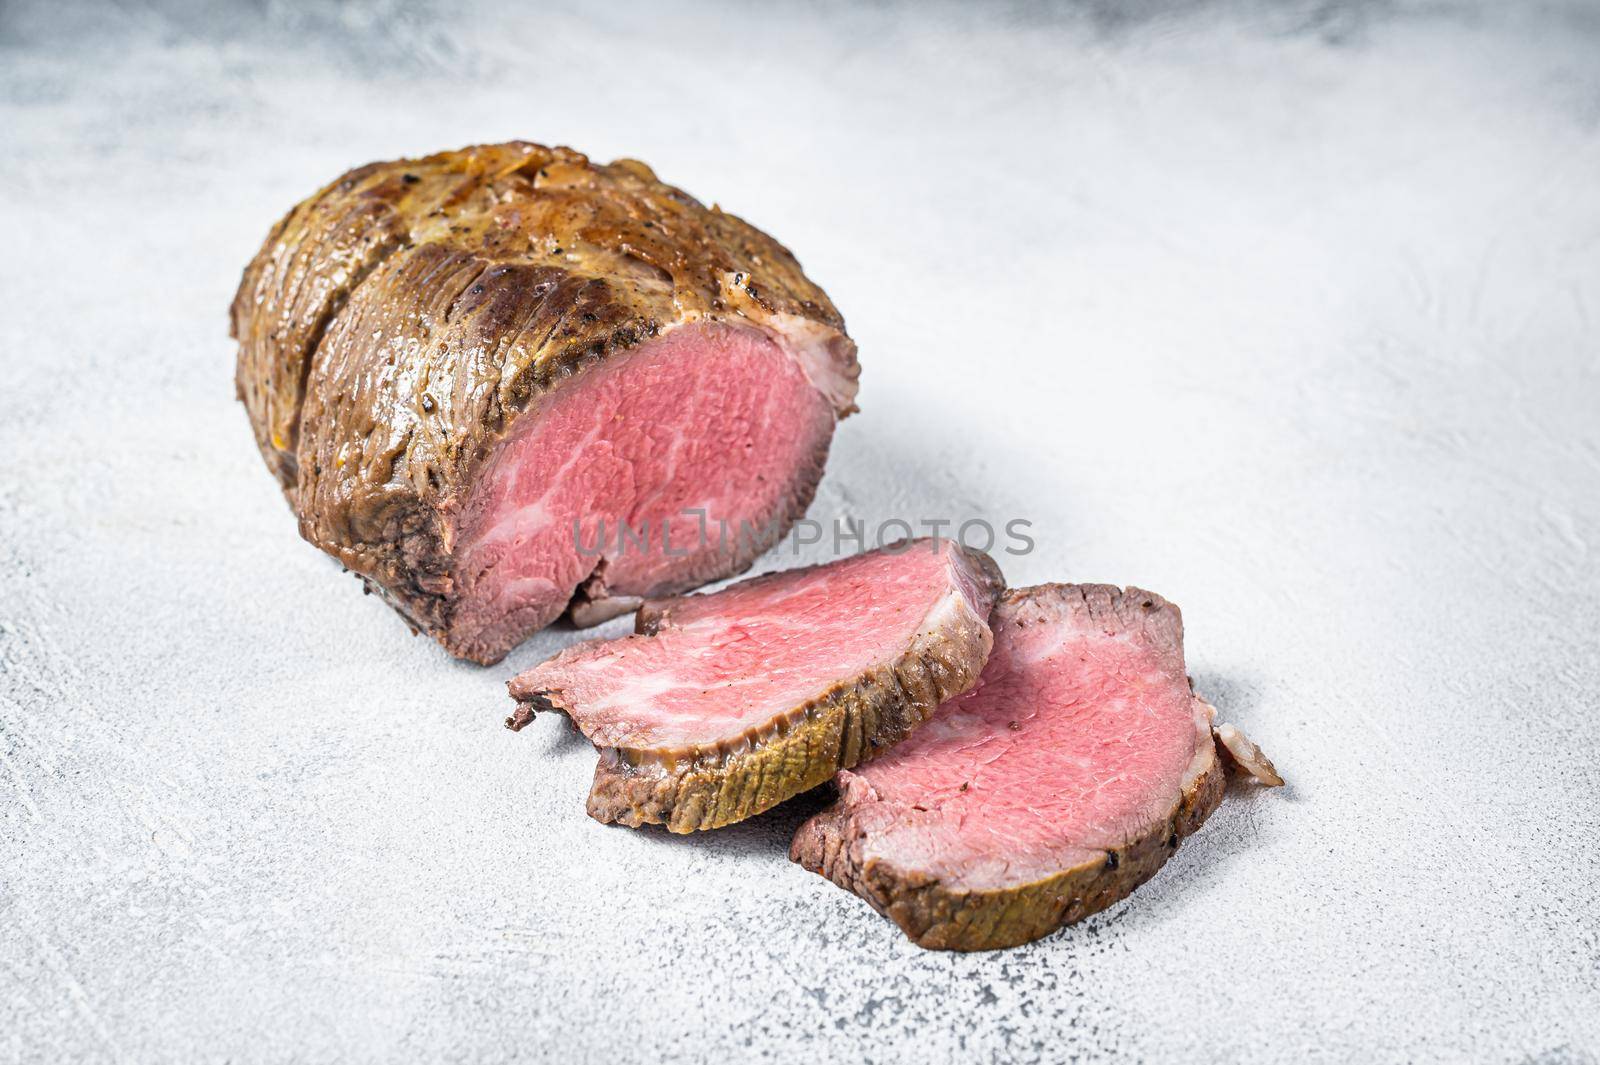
(512, 545, 1006, 833)
(231, 142, 858, 658)
(791, 730, 1224, 951)
(789, 583, 1243, 951)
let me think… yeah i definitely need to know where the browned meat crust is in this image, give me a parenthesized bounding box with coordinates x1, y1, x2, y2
(230, 142, 858, 661)
(509, 547, 1006, 833)
(791, 737, 1225, 951)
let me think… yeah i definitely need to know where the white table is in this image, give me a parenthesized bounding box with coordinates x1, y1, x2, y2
(3, 2, 1596, 1061)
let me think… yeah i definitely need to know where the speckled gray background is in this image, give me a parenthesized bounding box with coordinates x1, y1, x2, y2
(3, 1, 1598, 1061)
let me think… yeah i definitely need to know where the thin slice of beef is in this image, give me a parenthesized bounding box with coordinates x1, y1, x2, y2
(791, 583, 1282, 951)
(231, 142, 858, 663)
(507, 540, 1005, 833)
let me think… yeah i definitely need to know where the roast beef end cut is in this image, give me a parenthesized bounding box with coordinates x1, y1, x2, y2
(508, 539, 1005, 833)
(791, 583, 1282, 951)
(232, 142, 857, 663)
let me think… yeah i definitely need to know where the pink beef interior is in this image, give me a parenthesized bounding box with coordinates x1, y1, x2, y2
(451, 323, 836, 654)
(515, 541, 987, 752)
(839, 587, 1213, 892)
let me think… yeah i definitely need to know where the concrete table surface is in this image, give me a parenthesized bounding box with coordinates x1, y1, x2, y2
(2, 1, 1597, 1061)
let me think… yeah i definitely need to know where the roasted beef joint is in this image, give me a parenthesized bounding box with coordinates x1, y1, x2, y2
(792, 584, 1282, 951)
(507, 541, 1005, 832)
(231, 142, 858, 663)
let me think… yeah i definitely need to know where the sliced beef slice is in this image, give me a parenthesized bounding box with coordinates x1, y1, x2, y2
(792, 583, 1282, 951)
(232, 142, 858, 663)
(507, 540, 1005, 833)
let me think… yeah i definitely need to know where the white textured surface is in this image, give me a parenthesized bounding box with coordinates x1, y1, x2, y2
(3, 2, 1598, 1061)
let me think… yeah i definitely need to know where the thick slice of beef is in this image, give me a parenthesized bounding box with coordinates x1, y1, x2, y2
(792, 583, 1282, 951)
(231, 142, 858, 663)
(506, 540, 1005, 833)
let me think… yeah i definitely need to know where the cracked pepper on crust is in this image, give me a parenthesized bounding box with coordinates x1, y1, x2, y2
(507, 541, 1006, 833)
(230, 142, 859, 663)
(791, 583, 1283, 952)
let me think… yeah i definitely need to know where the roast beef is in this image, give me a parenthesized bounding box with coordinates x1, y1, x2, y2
(791, 583, 1282, 951)
(231, 142, 858, 663)
(506, 540, 1005, 833)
